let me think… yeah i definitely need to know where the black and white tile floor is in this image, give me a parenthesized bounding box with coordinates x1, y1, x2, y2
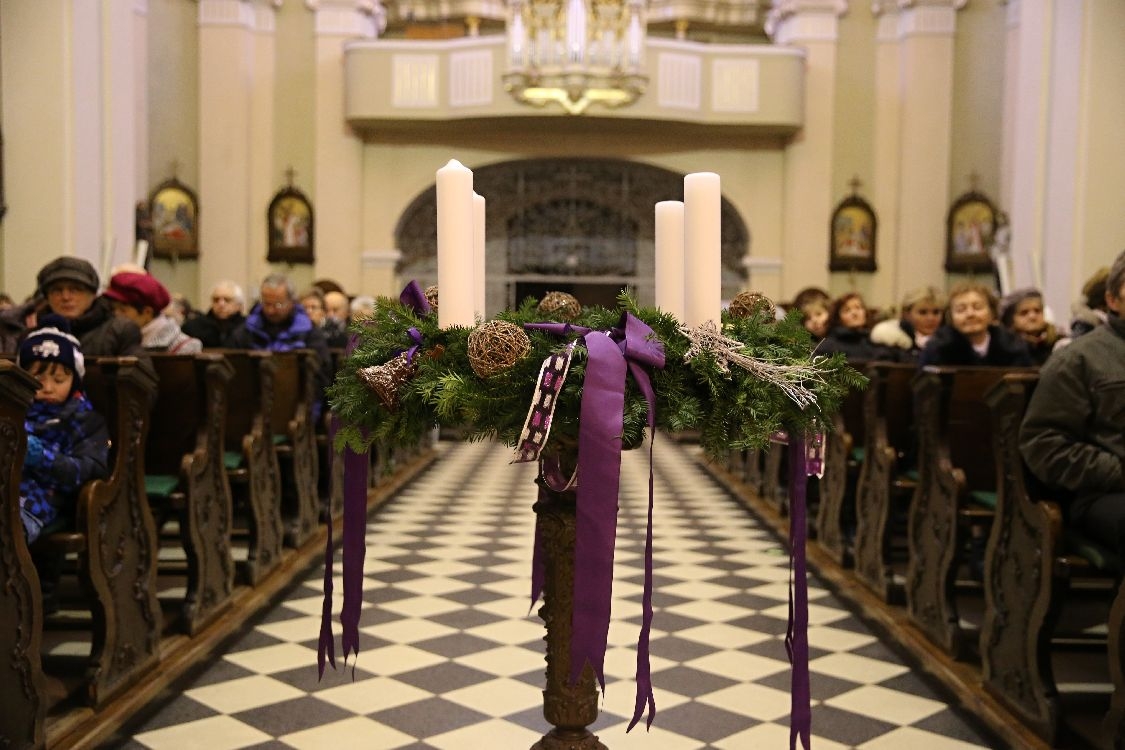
(113, 439, 998, 749)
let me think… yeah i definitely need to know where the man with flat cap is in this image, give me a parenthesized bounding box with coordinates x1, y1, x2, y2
(0, 256, 146, 358)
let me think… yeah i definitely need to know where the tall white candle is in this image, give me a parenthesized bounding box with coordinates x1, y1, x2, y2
(654, 201, 685, 321)
(436, 159, 475, 328)
(683, 172, 721, 327)
(473, 192, 487, 320)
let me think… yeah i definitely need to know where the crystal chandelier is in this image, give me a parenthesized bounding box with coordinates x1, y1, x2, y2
(504, 0, 648, 115)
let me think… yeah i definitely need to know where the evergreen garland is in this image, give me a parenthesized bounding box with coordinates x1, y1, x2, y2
(328, 290, 867, 461)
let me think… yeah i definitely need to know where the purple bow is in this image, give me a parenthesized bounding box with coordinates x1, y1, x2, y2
(527, 312, 664, 731)
(399, 280, 432, 315)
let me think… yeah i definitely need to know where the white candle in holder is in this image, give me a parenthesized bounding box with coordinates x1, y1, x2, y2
(436, 159, 475, 328)
(473, 192, 486, 321)
(683, 172, 721, 327)
(654, 200, 685, 321)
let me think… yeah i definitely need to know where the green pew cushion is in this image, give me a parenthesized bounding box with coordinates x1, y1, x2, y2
(1065, 529, 1122, 572)
(850, 446, 865, 464)
(224, 451, 244, 471)
(969, 490, 997, 510)
(145, 474, 180, 498)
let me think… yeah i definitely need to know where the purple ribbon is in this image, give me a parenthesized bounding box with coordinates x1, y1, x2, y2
(786, 435, 812, 750)
(318, 334, 369, 679)
(404, 327, 423, 363)
(399, 280, 432, 315)
(526, 313, 664, 731)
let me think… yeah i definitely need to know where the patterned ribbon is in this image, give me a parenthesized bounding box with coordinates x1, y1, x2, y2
(524, 313, 665, 731)
(513, 342, 578, 464)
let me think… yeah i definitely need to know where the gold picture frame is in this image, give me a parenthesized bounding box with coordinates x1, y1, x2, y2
(149, 177, 199, 259)
(829, 194, 877, 273)
(945, 190, 997, 274)
(267, 186, 314, 264)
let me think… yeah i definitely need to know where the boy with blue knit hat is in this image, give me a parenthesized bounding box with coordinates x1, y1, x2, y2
(17, 315, 110, 544)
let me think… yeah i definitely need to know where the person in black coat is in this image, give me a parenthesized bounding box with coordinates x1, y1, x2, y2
(817, 292, 899, 362)
(182, 280, 247, 348)
(918, 281, 1034, 368)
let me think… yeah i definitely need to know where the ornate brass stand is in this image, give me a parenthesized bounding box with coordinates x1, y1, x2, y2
(532, 476, 608, 750)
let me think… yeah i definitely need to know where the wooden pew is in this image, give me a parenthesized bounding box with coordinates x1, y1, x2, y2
(816, 365, 868, 566)
(0, 360, 47, 748)
(854, 362, 918, 603)
(145, 353, 235, 636)
(906, 365, 1030, 659)
(981, 372, 1122, 747)
(270, 350, 320, 548)
(321, 347, 346, 520)
(220, 350, 284, 586)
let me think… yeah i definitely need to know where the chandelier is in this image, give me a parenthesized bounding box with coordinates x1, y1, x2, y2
(504, 0, 648, 115)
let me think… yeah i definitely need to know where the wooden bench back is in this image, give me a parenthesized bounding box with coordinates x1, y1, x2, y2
(870, 362, 917, 462)
(270, 350, 314, 437)
(218, 350, 273, 453)
(146, 354, 208, 476)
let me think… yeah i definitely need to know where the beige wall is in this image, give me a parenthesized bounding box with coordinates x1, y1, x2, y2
(949, 0, 1005, 204)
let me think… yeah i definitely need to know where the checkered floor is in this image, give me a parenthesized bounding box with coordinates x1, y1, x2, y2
(111, 439, 997, 750)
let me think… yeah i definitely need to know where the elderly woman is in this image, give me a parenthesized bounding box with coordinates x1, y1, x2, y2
(918, 282, 1033, 368)
(817, 292, 899, 362)
(1000, 288, 1059, 365)
(182, 280, 247, 348)
(870, 286, 946, 362)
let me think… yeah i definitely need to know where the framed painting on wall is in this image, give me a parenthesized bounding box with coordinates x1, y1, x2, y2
(945, 190, 997, 274)
(829, 193, 877, 273)
(149, 178, 199, 259)
(267, 185, 314, 264)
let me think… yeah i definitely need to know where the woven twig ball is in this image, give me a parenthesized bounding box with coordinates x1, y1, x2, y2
(356, 352, 418, 411)
(424, 285, 439, 312)
(467, 320, 531, 378)
(537, 291, 582, 321)
(729, 291, 776, 320)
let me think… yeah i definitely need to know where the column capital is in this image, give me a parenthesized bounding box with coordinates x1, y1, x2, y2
(895, 0, 967, 38)
(305, 0, 386, 38)
(251, 0, 278, 33)
(199, 0, 256, 29)
(766, 0, 849, 44)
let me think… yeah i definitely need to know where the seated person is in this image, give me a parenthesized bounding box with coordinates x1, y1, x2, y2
(800, 299, 830, 343)
(322, 290, 351, 348)
(817, 292, 898, 362)
(918, 282, 1033, 368)
(1000, 288, 1059, 365)
(349, 295, 376, 322)
(300, 288, 327, 329)
(182, 280, 246, 348)
(1056, 267, 1109, 350)
(17, 317, 110, 543)
(1020, 249, 1125, 556)
(104, 272, 202, 354)
(0, 257, 145, 358)
(870, 286, 946, 361)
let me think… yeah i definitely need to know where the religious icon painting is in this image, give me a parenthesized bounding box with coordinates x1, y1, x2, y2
(945, 190, 997, 274)
(149, 177, 199, 259)
(267, 184, 315, 264)
(829, 192, 877, 273)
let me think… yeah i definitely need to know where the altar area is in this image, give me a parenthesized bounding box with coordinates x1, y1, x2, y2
(118, 439, 994, 749)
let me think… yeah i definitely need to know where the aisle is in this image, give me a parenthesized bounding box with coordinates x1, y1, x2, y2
(114, 439, 996, 750)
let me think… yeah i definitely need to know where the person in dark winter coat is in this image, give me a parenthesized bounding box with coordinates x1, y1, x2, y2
(17, 318, 111, 543)
(182, 280, 247, 348)
(817, 292, 899, 362)
(869, 286, 946, 362)
(0, 257, 146, 359)
(999, 287, 1059, 366)
(918, 282, 1034, 368)
(226, 273, 333, 410)
(1020, 249, 1125, 556)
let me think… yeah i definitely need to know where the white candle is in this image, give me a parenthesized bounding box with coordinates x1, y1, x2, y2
(683, 172, 721, 327)
(654, 201, 685, 321)
(473, 192, 486, 320)
(436, 159, 475, 328)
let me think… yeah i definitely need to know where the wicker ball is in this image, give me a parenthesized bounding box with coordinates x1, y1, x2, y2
(537, 291, 582, 321)
(467, 320, 531, 378)
(729, 291, 776, 320)
(356, 352, 418, 411)
(424, 285, 439, 312)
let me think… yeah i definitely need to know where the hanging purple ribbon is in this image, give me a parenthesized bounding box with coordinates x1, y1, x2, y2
(786, 435, 812, 750)
(525, 313, 664, 731)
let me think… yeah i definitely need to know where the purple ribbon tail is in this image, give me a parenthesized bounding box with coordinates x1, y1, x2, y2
(317, 502, 336, 679)
(570, 332, 627, 691)
(786, 436, 812, 750)
(339, 440, 369, 669)
(399, 280, 432, 315)
(626, 430, 658, 731)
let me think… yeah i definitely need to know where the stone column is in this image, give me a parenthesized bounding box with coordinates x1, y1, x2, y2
(766, 0, 847, 298)
(198, 0, 256, 291)
(870, 2, 902, 305)
(1003, 0, 1125, 316)
(249, 0, 278, 287)
(309, 0, 381, 290)
(0, 0, 143, 294)
(894, 0, 963, 292)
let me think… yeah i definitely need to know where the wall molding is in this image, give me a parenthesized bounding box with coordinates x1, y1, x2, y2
(198, 0, 256, 28)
